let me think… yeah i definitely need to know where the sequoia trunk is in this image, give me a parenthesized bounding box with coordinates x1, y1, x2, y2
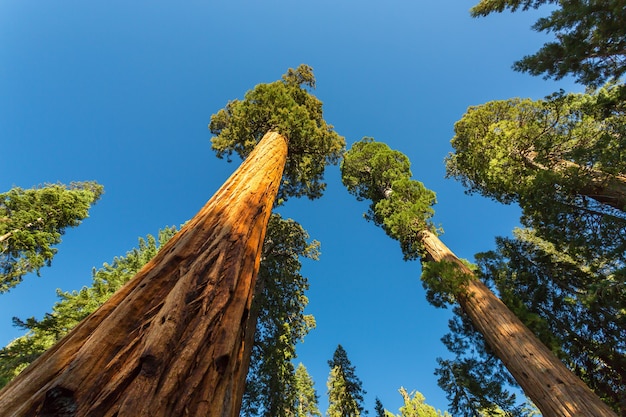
(419, 229, 617, 417)
(524, 152, 626, 211)
(0, 131, 288, 417)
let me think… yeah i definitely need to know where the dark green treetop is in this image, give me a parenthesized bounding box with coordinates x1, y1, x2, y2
(374, 398, 386, 417)
(341, 138, 437, 260)
(471, 0, 626, 86)
(327, 344, 366, 417)
(0, 181, 104, 293)
(209, 64, 345, 203)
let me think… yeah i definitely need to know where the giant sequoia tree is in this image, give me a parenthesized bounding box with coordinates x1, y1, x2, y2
(341, 138, 618, 417)
(0, 65, 344, 417)
(0, 181, 103, 292)
(470, 0, 626, 86)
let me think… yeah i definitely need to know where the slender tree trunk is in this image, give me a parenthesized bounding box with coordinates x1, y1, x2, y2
(419, 229, 618, 417)
(0, 131, 288, 417)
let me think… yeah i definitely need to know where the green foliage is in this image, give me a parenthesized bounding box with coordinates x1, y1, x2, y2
(386, 387, 451, 417)
(294, 363, 322, 417)
(420, 260, 474, 308)
(239, 213, 320, 417)
(209, 64, 346, 203)
(0, 226, 177, 386)
(326, 345, 366, 417)
(0, 182, 104, 293)
(341, 138, 437, 260)
(471, 0, 626, 86)
(435, 306, 539, 417)
(446, 86, 626, 260)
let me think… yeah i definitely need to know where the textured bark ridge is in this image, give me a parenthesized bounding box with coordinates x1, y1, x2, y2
(420, 229, 618, 417)
(0, 131, 288, 417)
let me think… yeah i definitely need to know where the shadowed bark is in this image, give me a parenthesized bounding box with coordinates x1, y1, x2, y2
(420, 229, 618, 417)
(0, 131, 288, 417)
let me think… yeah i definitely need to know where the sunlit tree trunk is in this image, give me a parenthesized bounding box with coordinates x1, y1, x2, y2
(419, 229, 618, 417)
(0, 131, 288, 417)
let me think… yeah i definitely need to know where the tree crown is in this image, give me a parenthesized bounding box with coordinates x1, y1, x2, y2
(209, 64, 345, 203)
(341, 138, 437, 260)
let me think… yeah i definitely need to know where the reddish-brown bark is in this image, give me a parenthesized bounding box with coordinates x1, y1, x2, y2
(0, 131, 288, 417)
(420, 229, 617, 417)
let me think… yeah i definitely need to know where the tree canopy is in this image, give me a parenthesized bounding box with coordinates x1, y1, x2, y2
(445, 86, 626, 260)
(209, 64, 345, 203)
(0, 182, 104, 293)
(341, 137, 437, 260)
(471, 0, 626, 86)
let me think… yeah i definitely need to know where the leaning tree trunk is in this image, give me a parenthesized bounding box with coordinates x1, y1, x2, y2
(524, 152, 626, 212)
(419, 229, 618, 417)
(0, 131, 288, 417)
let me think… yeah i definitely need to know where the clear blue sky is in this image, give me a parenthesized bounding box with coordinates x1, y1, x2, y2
(1, 0, 579, 414)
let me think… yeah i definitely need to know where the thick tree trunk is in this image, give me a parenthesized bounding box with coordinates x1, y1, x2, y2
(419, 229, 618, 417)
(0, 131, 288, 417)
(525, 152, 626, 211)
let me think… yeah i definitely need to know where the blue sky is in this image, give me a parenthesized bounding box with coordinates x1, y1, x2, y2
(0, 0, 580, 414)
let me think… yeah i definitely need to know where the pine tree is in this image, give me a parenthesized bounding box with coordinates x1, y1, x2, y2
(341, 138, 618, 417)
(0, 181, 103, 292)
(326, 345, 366, 417)
(294, 363, 322, 417)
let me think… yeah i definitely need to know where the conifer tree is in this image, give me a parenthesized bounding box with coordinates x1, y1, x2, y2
(326, 344, 366, 417)
(470, 0, 626, 86)
(294, 363, 322, 417)
(241, 215, 319, 417)
(374, 398, 386, 417)
(0, 182, 103, 292)
(0, 227, 178, 387)
(445, 86, 626, 261)
(0, 65, 343, 417)
(341, 138, 618, 417)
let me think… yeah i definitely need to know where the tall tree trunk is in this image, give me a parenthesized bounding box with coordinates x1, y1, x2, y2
(0, 131, 288, 417)
(419, 229, 618, 417)
(524, 152, 626, 211)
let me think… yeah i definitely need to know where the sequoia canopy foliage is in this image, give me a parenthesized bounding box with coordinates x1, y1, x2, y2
(0, 182, 103, 293)
(209, 64, 345, 203)
(471, 0, 626, 87)
(340, 137, 437, 261)
(446, 85, 626, 260)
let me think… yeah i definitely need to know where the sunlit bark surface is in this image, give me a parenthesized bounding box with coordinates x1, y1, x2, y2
(0, 131, 288, 417)
(420, 229, 618, 417)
